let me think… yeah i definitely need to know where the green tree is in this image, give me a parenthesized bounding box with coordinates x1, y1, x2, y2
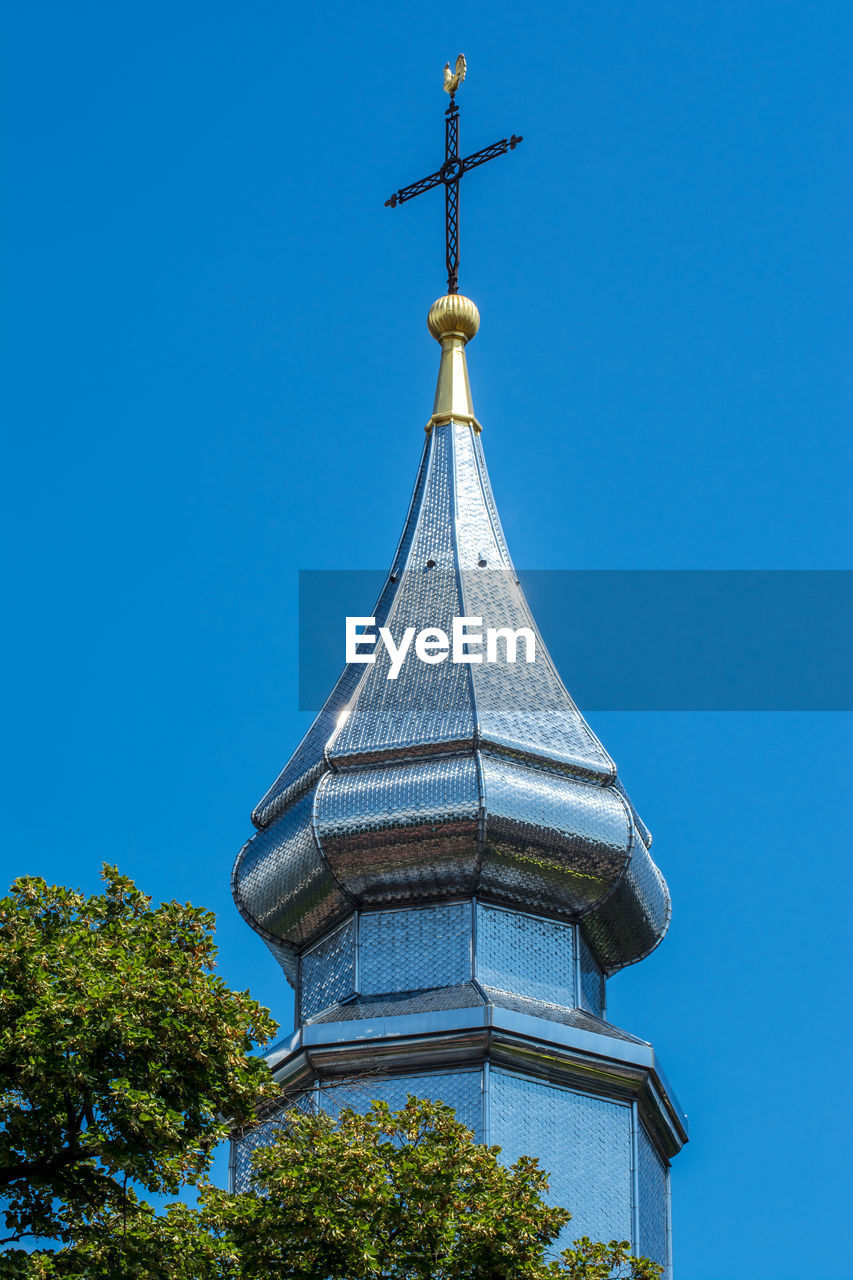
(21, 1099, 662, 1280)
(0, 867, 277, 1251)
(1, 871, 663, 1279)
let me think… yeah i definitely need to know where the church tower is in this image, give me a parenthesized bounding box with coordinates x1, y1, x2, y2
(230, 65, 686, 1277)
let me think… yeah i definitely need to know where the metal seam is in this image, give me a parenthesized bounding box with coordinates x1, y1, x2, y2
(472, 748, 488, 890)
(631, 1099, 641, 1255)
(450, 420, 481, 754)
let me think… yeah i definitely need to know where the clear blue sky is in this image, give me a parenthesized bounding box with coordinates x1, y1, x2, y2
(2, 3, 851, 1277)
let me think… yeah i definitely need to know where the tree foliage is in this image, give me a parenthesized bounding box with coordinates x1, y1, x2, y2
(1, 870, 663, 1278)
(0, 867, 277, 1248)
(13, 1099, 662, 1280)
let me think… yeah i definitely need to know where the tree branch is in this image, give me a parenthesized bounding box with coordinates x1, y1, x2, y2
(0, 1139, 102, 1188)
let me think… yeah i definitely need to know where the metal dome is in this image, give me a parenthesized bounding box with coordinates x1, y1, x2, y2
(232, 296, 671, 982)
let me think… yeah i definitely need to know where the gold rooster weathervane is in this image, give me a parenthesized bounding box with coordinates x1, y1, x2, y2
(443, 52, 467, 99)
(385, 55, 523, 294)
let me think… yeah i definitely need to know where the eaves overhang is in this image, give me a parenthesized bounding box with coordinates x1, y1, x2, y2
(263, 1002, 688, 1157)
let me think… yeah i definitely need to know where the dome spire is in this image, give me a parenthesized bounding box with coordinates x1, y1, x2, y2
(233, 287, 671, 983)
(230, 60, 685, 1270)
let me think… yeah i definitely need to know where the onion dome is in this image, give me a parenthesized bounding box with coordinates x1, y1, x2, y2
(232, 297, 670, 983)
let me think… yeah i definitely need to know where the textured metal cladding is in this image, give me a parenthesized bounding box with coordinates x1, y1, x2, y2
(483, 989, 647, 1043)
(470, 427, 516, 574)
(581, 834, 671, 974)
(359, 902, 472, 994)
(297, 902, 619, 1028)
(476, 902, 576, 1007)
(478, 755, 631, 916)
(329, 427, 475, 766)
(231, 1088, 320, 1193)
(454, 424, 615, 780)
(613, 776, 652, 849)
(233, 790, 352, 950)
(315, 756, 480, 902)
(318, 1069, 485, 1139)
(308, 983, 483, 1023)
(231, 1115, 282, 1194)
(451, 421, 510, 585)
(233, 1066, 658, 1234)
(490, 1070, 634, 1249)
(637, 1120, 669, 1271)
(261, 935, 298, 986)
(299, 917, 357, 1022)
(578, 929, 606, 1018)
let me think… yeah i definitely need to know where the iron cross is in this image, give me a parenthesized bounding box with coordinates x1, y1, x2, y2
(385, 57, 523, 295)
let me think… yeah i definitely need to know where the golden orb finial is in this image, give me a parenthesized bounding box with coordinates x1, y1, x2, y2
(427, 294, 480, 345)
(425, 294, 481, 433)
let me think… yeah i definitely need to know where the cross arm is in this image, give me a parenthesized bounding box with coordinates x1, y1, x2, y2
(385, 167, 444, 208)
(384, 133, 523, 209)
(459, 134, 524, 176)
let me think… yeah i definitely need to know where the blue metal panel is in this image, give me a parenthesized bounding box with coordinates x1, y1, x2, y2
(490, 1069, 633, 1249)
(299, 917, 356, 1021)
(578, 929, 605, 1017)
(359, 902, 472, 994)
(318, 1068, 484, 1140)
(232, 1072, 483, 1193)
(637, 1120, 669, 1272)
(476, 902, 576, 1007)
(231, 1118, 273, 1194)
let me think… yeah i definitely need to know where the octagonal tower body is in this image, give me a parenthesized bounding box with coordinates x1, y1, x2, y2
(231, 295, 687, 1275)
